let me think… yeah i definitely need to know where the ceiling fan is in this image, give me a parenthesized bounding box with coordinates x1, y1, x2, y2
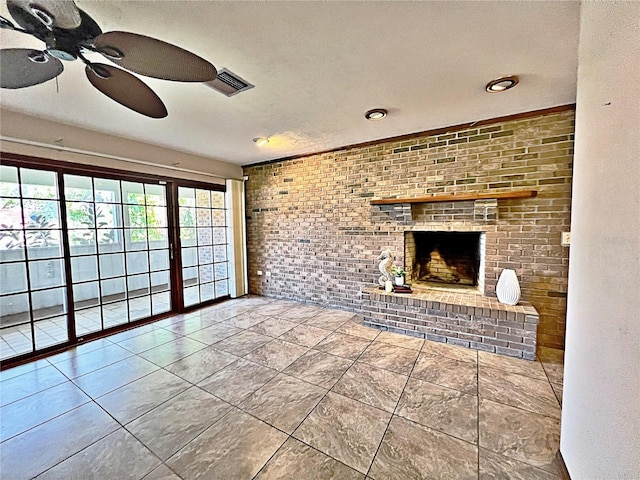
(0, 0, 218, 118)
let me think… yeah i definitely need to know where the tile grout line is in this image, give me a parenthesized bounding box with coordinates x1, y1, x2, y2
(250, 439, 358, 480)
(0, 385, 92, 444)
(476, 352, 564, 476)
(144, 302, 284, 478)
(244, 314, 382, 477)
(476, 349, 481, 480)
(364, 335, 425, 479)
(475, 363, 562, 421)
(539, 357, 563, 407)
(157, 304, 354, 479)
(1, 302, 272, 477)
(58, 327, 250, 480)
(159, 311, 475, 477)
(23, 372, 135, 479)
(287, 341, 378, 475)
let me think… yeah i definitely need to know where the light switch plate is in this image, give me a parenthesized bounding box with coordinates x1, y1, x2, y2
(561, 232, 571, 246)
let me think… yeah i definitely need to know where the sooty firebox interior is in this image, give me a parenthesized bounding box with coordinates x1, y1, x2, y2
(409, 232, 481, 286)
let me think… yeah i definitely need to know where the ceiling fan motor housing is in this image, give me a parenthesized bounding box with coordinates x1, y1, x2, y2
(45, 35, 78, 60)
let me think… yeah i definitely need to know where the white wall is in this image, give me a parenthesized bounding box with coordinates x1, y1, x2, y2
(561, 3, 640, 478)
(1, 110, 243, 184)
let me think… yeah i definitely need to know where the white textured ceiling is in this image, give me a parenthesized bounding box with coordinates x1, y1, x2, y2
(0, 1, 580, 166)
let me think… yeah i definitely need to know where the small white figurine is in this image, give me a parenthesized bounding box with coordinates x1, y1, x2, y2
(377, 248, 395, 286)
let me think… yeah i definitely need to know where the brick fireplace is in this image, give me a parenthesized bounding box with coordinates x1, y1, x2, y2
(361, 197, 541, 359)
(243, 107, 573, 351)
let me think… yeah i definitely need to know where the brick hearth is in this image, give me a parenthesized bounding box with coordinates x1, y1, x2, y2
(362, 287, 539, 360)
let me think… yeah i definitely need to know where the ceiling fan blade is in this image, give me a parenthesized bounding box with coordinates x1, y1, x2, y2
(85, 63, 167, 118)
(93, 31, 217, 82)
(0, 48, 63, 88)
(1, 15, 17, 29)
(7, 0, 81, 30)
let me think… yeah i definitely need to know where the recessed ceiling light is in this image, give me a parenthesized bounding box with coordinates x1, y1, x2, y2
(486, 75, 519, 93)
(364, 108, 387, 121)
(253, 137, 269, 146)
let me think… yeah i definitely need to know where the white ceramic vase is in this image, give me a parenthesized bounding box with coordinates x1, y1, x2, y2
(496, 269, 521, 305)
(394, 276, 404, 286)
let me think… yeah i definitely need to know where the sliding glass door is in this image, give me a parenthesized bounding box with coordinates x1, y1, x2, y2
(0, 157, 232, 364)
(178, 186, 229, 308)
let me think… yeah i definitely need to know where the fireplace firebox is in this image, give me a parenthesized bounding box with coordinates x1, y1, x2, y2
(405, 231, 483, 288)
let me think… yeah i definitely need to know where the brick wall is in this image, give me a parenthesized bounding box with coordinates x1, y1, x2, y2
(243, 108, 574, 349)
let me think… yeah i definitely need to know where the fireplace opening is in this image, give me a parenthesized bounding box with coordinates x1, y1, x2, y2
(406, 231, 482, 287)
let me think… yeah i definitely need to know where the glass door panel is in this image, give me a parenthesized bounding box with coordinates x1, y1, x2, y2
(65, 175, 171, 337)
(178, 187, 229, 308)
(66, 174, 108, 335)
(1, 166, 68, 360)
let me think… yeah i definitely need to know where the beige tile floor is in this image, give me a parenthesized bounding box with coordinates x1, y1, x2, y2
(0, 295, 564, 479)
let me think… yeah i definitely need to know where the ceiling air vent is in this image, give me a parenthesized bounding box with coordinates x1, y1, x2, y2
(204, 68, 254, 97)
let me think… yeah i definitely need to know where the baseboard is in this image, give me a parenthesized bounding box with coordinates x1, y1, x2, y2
(557, 450, 571, 480)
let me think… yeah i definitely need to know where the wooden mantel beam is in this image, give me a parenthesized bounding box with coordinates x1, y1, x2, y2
(370, 190, 538, 205)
